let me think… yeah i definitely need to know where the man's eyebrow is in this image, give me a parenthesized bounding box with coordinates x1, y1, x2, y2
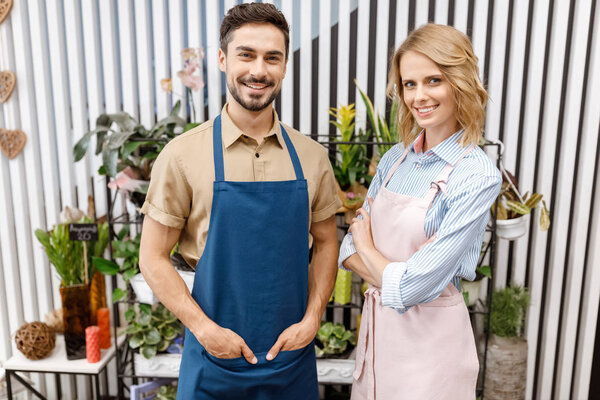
(235, 46, 284, 57)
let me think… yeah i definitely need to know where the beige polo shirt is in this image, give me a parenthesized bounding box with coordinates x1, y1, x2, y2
(141, 104, 341, 268)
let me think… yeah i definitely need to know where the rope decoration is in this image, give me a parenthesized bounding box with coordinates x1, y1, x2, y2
(14, 322, 56, 360)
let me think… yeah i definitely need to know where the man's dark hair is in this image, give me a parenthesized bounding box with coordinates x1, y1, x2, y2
(220, 3, 290, 60)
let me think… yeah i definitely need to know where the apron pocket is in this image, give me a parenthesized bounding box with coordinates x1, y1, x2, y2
(203, 344, 312, 370)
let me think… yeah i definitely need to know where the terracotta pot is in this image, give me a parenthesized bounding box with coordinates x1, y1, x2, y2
(60, 284, 92, 360)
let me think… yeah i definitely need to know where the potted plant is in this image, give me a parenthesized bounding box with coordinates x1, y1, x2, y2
(461, 264, 491, 307)
(484, 286, 530, 400)
(72, 102, 187, 209)
(492, 169, 550, 240)
(34, 217, 109, 359)
(126, 304, 184, 376)
(315, 321, 357, 358)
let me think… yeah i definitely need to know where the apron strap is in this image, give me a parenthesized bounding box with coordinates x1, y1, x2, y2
(212, 114, 305, 182)
(423, 143, 476, 205)
(382, 146, 411, 188)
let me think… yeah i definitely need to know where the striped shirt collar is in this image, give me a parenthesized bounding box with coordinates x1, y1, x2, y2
(410, 129, 471, 166)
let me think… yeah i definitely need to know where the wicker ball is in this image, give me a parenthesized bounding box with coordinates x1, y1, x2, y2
(15, 322, 56, 360)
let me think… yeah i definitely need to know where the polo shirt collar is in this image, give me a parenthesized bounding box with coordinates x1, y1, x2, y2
(410, 129, 469, 166)
(220, 103, 284, 148)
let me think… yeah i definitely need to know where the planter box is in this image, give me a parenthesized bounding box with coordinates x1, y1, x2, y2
(316, 358, 355, 384)
(133, 353, 181, 378)
(130, 270, 195, 305)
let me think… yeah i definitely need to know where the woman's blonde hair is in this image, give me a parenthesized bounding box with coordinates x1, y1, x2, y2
(387, 23, 488, 146)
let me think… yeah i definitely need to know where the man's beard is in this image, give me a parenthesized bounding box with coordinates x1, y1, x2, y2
(228, 77, 280, 112)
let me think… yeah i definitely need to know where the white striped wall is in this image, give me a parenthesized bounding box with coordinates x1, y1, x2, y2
(0, 1, 598, 399)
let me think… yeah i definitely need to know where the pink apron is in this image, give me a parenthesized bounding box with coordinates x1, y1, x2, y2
(351, 145, 479, 400)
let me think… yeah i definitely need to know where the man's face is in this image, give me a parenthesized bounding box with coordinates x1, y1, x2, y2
(219, 23, 287, 112)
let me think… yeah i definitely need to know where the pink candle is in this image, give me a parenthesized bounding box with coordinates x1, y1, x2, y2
(86, 326, 101, 363)
(98, 308, 111, 349)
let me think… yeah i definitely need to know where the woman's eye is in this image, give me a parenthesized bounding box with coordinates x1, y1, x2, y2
(430, 78, 441, 84)
(404, 82, 414, 88)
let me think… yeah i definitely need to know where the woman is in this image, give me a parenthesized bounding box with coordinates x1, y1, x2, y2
(339, 24, 502, 399)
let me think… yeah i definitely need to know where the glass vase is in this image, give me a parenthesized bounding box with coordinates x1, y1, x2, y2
(60, 283, 91, 360)
(89, 271, 107, 325)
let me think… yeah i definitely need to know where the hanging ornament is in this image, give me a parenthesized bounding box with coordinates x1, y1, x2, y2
(0, 0, 13, 25)
(0, 71, 16, 103)
(0, 128, 27, 159)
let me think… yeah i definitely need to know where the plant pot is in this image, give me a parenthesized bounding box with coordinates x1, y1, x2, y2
(484, 335, 527, 400)
(130, 270, 195, 304)
(89, 271, 107, 325)
(334, 270, 352, 305)
(496, 214, 529, 240)
(60, 284, 92, 360)
(462, 278, 485, 307)
(133, 352, 181, 377)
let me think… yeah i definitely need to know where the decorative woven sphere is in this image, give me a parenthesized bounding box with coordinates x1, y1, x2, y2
(15, 322, 56, 360)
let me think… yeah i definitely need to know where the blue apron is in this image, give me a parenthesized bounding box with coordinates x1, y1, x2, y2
(176, 115, 319, 399)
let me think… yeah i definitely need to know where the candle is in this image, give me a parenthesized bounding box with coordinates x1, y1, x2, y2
(97, 308, 111, 349)
(86, 326, 101, 363)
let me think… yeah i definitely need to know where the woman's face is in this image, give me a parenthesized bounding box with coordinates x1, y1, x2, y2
(399, 50, 458, 138)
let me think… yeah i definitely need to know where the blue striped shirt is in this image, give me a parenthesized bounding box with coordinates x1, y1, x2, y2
(338, 130, 502, 313)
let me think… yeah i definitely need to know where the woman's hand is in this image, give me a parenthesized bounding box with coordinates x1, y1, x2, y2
(349, 197, 376, 255)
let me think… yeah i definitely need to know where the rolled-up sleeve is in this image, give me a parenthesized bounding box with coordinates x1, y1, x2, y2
(140, 143, 192, 229)
(381, 172, 502, 311)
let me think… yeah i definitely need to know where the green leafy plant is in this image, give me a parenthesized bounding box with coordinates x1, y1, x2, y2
(156, 383, 178, 400)
(329, 104, 372, 191)
(35, 219, 109, 287)
(73, 101, 187, 179)
(488, 286, 530, 338)
(492, 169, 550, 230)
(92, 227, 141, 303)
(123, 303, 183, 359)
(315, 321, 357, 357)
(356, 82, 400, 157)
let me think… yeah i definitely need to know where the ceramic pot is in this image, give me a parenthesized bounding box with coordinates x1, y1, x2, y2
(496, 214, 529, 240)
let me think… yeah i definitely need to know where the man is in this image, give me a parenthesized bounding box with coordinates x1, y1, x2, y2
(139, 3, 341, 399)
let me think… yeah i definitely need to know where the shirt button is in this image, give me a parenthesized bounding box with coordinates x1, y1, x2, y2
(255, 153, 260, 158)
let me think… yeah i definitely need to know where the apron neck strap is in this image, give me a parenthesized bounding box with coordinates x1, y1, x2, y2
(212, 114, 305, 181)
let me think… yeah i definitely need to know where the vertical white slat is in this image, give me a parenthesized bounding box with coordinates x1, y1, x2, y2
(65, 0, 92, 212)
(354, 0, 370, 133)
(572, 5, 600, 398)
(501, 0, 530, 287)
(81, 0, 108, 220)
(134, 0, 155, 127)
(0, 14, 39, 326)
(552, 0, 594, 397)
(317, 0, 331, 136)
(118, 0, 139, 118)
(482, 0, 510, 289)
(28, 0, 64, 314)
(336, 0, 350, 110)
(414, 0, 429, 28)
(453, 0, 469, 34)
(471, 0, 489, 81)
(299, 0, 312, 133)
(46, 0, 77, 210)
(206, 0, 223, 118)
(27, 0, 61, 228)
(522, 1, 553, 398)
(169, 0, 186, 119)
(434, 0, 449, 25)
(0, 244, 10, 361)
(373, 0, 390, 123)
(187, 0, 206, 123)
(153, 0, 171, 119)
(10, 0, 54, 325)
(280, 0, 294, 124)
(99, 0, 121, 113)
(395, 0, 410, 49)
(534, 0, 574, 397)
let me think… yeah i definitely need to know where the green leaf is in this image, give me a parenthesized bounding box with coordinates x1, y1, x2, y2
(476, 265, 492, 279)
(73, 131, 93, 161)
(122, 267, 139, 282)
(184, 123, 201, 132)
(129, 333, 144, 349)
(161, 326, 177, 340)
(102, 147, 119, 177)
(139, 303, 152, 315)
(122, 140, 153, 161)
(506, 200, 531, 216)
(125, 308, 136, 322)
(92, 257, 120, 275)
(144, 328, 161, 345)
(112, 288, 127, 303)
(138, 312, 152, 326)
(140, 345, 157, 359)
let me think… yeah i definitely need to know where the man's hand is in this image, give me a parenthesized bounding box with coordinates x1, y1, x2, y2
(196, 320, 257, 364)
(266, 318, 319, 361)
